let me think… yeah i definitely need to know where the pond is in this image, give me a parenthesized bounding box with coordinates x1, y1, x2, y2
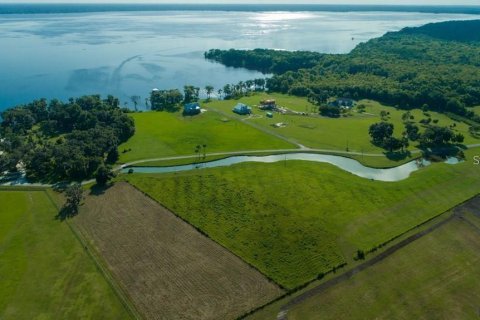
(122, 153, 461, 182)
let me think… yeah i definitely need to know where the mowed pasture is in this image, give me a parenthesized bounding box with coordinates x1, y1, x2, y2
(207, 93, 479, 154)
(125, 148, 480, 289)
(0, 189, 130, 320)
(73, 182, 283, 320)
(286, 199, 480, 320)
(118, 108, 294, 163)
(473, 105, 480, 116)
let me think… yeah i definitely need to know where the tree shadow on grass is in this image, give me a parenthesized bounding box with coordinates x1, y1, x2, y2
(89, 183, 114, 197)
(421, 144, 464, 160)
(384, 150, 412, 162)
(55, 205, 78, 221)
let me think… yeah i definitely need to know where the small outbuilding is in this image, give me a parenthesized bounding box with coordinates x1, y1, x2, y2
(266, 112, 273, 118)
(259, 99, 277, 110)
(233, 103, 252, 115)
(184, 102, 201, 115)
(327, 98, 356, 108)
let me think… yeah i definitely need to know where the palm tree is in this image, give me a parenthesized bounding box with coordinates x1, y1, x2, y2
(130, 95, 141, 111)
(245, 80, 254, 93)
(195, 145, 201, 165)
(238, 81, 244, 94)
(223, 84, 232, 99)
(205, 85, 214, 101)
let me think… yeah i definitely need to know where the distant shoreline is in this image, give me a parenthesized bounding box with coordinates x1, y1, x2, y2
(1, 4, 480, 15)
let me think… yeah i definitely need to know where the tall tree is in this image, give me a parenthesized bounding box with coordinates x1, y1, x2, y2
(95, 163, 116, 186)
(205, 85, 214, 100)
(369, 122, 394, 146)
(130, 95, 141, 111)
(64, 184, 84, 214)
(183, 85, 200, 103)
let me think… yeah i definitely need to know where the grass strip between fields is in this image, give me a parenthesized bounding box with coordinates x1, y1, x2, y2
(42, 192, 143, 320)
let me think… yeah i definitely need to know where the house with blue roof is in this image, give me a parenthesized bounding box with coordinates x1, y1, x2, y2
(183, 102, 201, 116)
(233, 103, 252, 115)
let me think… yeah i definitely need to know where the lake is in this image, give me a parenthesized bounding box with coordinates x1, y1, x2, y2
(1, 6, 478, 111)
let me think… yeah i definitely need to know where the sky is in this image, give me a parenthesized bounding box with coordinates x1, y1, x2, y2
(1, 0, 479, 5)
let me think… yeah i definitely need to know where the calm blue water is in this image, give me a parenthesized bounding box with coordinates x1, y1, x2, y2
(2, 4, 480, 15)
(122, 153, 461, 182)
(1, 6, 478, 111)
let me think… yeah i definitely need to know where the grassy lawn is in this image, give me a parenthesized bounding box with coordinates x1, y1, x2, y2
(123, 148, 480, 289)
(118, 93, 477, 167)
(207, 94, 479, 154)
(118, 108, 294, 163)
(0, 189, 131, 320)
(473, 105, 480, 116)
(287, 213, 480, 320)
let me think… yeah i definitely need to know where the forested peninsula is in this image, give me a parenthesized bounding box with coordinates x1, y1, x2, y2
(205, 20, 480, 123)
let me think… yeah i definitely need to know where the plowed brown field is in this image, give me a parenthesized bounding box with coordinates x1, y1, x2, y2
(73, 182, 283, 320)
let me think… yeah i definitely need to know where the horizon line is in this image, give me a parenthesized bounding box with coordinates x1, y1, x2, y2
(1, 3, 480, 6)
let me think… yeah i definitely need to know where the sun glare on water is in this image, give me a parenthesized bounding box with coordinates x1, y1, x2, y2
(252, 12, 316, 22)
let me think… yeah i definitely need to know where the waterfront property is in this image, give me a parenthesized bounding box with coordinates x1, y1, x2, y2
(184, 102, 201, 115)
(233, 103, 252, 115)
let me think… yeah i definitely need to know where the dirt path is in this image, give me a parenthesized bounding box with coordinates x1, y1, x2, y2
(276, 196, 480, 320)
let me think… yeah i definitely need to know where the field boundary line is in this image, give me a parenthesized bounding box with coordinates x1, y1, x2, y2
(237, 262, 347, 320)
(125, 182, 287, 295)
(457, 214, 480, 235)
(43, 189, 143, 320)
(0, 185, 48, 192)
(68, 222, 144, 320)
(370, 191, 480, 253)
(276, 193, 480, 320)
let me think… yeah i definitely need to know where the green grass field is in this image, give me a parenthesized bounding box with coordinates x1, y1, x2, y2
(118, 108, 294, 163)
(287, 214, 480, 320)
(118, 94, 478, 168)
(473, 105, 480, 116)
(207, 94, 479, 153)
(0, 189, 131, 320)
(123, 147, 480, 289)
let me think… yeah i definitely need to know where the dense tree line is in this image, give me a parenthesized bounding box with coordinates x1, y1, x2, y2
(369, 120, 464, 153)
(150, 89, 183, 111)
(206, 20, 480, 123)
(400, 20, 480, 43)
(0, 95, 135, 182)
(221, 79, 267, 100)
(205, 48, 324, 74)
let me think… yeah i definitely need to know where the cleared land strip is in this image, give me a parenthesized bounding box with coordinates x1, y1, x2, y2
(73, 182, 283, 320)
(277, 195, 480, 320)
